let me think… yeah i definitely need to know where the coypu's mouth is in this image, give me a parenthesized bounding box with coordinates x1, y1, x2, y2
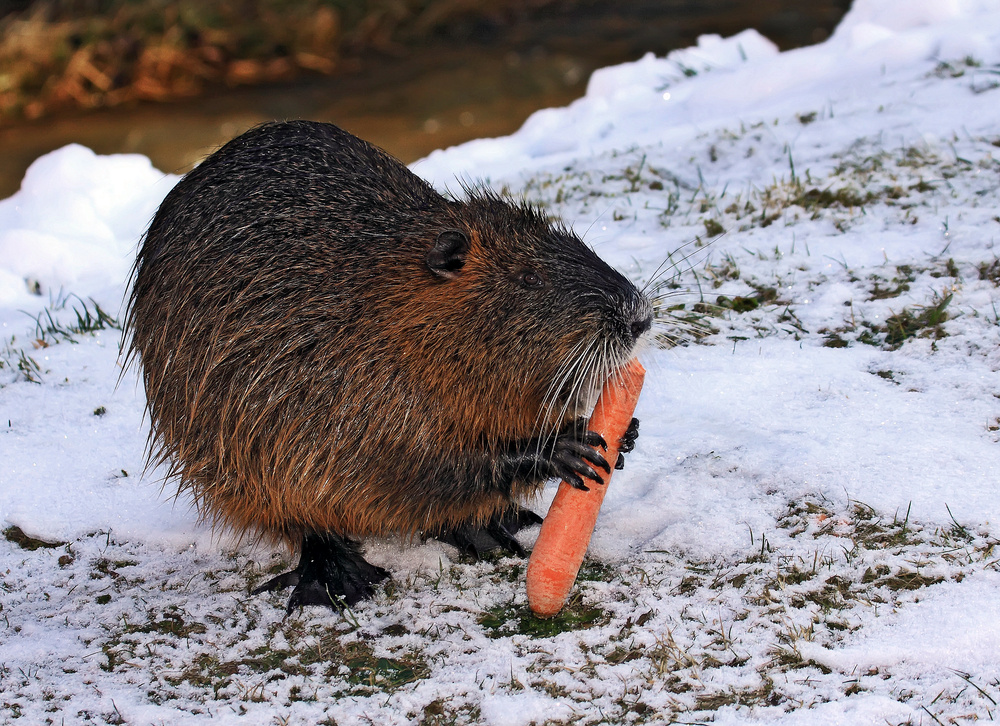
(538, 300, 652, 431)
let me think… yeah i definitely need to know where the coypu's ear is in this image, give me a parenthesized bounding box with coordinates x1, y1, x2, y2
(427, 229, 469, 280)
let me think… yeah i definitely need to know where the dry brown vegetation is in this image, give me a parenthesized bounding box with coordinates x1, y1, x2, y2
(0, 0, 556, 122)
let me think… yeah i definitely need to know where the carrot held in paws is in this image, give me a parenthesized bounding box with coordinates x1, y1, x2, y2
(526, 358, 646, 617)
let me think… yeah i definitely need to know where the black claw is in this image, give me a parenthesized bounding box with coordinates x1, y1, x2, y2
(577, 461, 605, 484)
(615, 452, 625, 470)
(582, 430, 609, 451)
(557, 456, 604, 487)
(619, 417, 640, 454)
(560, 440, 610, 475)
(566, 472, 590, 491)
(435, 527, 482, 559)
(582, 446, 612, 474)
(507, 507, 543, 528)
(252, 570, 300, 595)
(486, 520, 527, 557)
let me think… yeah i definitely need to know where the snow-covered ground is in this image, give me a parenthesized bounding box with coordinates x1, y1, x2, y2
(3, 0, 1000, 723)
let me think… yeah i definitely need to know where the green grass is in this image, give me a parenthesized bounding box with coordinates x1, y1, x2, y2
(419, 698, 482, 725)
(978, 258, 1000, 284)
(929, 56, 983, 78)
(28, 293, 120, 346)
(869, 265, 915, 300)
(883, 293, 952, 349)
(0, 342, 42, 383)
(2, 294, 119, 384)
(478, 593, 609, 639)
(818, 287, 953, 350)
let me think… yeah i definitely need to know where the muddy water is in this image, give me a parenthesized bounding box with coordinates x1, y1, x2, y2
(0, 0, 850, 198)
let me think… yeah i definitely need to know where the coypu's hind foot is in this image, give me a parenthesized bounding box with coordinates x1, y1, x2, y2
(253, 533, 389, 614)
(436, 506, 543, 559)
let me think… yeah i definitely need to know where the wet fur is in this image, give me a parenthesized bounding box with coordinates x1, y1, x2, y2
(124, 120, 651, 549)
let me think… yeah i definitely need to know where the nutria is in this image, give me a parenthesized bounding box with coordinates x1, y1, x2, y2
(124, 120, 652, 612)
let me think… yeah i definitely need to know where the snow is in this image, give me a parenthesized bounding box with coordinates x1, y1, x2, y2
(3, 0, 1000, 723)
(0, 144, 174, 306)
(801, 570, 1000, 672)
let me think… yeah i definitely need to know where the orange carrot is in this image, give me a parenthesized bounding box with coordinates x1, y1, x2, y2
(526, 358, 646, 617)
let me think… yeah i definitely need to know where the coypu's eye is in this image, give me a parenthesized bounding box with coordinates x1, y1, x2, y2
(516, 269, 546, 290)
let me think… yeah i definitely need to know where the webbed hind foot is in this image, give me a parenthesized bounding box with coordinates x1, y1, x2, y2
(253, 532, 389, 614)
(435, 506, 543, 559)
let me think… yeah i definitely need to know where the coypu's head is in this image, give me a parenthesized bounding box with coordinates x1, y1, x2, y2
(422, 188, 653, 439)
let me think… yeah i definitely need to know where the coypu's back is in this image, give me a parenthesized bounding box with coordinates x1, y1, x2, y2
(125, 120, 651, 549)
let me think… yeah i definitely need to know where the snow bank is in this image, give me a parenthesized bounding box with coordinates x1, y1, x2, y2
(413, 0, 1000, 187)
(0, 149, 195, 546)
(0, 144, 177, 306)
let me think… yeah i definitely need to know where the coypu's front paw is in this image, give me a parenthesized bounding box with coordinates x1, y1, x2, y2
(548, 424, 612, 492)
(614, 417, 640, 470)
(253, 532, 389, 614)
(547, 416, 641, 483)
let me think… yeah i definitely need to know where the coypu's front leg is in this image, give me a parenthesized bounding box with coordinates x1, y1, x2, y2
(253, 533, 389, 614)
(435, 418, 641, 558)
(432, 424, 607, 558)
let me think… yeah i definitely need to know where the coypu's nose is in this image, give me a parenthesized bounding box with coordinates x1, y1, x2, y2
(630, 313, 653, 342)
(620, 291, 653, 345)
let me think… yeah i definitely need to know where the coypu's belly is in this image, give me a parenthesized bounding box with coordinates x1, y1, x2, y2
(196, 456, 543, 541)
